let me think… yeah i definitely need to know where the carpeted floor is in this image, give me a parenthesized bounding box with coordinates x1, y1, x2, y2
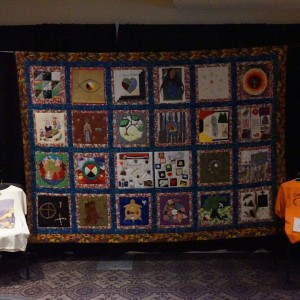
(0, 251, 300, 300)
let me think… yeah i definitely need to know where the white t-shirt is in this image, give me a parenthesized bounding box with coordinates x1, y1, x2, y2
(0, 185, 30, 251)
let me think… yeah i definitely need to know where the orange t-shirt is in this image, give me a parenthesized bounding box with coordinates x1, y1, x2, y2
(275, 179, 300, 243)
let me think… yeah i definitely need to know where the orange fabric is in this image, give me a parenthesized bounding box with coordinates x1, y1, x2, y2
(275, 180, 300, 243)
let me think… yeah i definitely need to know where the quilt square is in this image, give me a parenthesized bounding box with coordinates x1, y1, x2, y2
(198, 191, 233, 227)
(116, 193, 152, 229)
(154, 109, 191, 146)
(238, 146, 271, 184)
(72, 110, 108, 148)
(113, 110, 149, 147)
(71, 67, 106, 104)
(34, 110, 67, 147)
(115, 152, 153, 189)
(36, 152, 69, 188)
(236, 61, 273, 100)
(237, 104, 272, 142)
(198, 149, 232, 186)
(111, 67, 148, 104)
(0, 199, 15, 229)
(29, 65, 66, 104)
(154, 151, 191, 188)
(195, 64, 231, 102)
(196, 107, 231, 144)
(76, 194, 111, 229)
(36, 193, 71, 228)
(74, 152, 110, 188)
(157, 192, 192, 228)
(238, 186, 272, 223)
(153, 66, 190, 104)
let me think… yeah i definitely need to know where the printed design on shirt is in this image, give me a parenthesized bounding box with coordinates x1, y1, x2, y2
(0, 199, 15, 229)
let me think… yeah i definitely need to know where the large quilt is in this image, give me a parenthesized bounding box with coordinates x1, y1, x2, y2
(15, 46, 287, 243)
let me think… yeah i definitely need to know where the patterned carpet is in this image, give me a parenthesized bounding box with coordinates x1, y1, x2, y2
(0, 250, 300, 300)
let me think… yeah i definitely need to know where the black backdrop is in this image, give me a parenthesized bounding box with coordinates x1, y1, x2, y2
(0, 24, 299, 252)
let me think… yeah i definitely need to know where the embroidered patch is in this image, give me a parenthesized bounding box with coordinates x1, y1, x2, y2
(74, 152, 110, 188)
(111, 67, 148, 104)
(154, 151, 191, 188)
(36, 193, 71, 228)
(237, 104, 272, 142)
(0, 199, 15, 229)
(198, 191, 233, 226)
(238, 186, 272, 223)
(34, 110, 67, 147)
(116, 193, 152, 229)
(113, 110, 149, 147)
(238, 146, 271, 184)
(196, 107, 231, 143)
(153, 66, 190, 104)
(29, 66, 66, 104)
(72, 110, 108, 148)
(198, 149, 232, 186)
(76, 194, 111, 229)
(115, 152, 153, 189)
(154, 109, 191, 146)
(195, 63, 231, 102)
(157, 192, 192, 228)
(237, 61, 273, 100)
(36, 152, 69, 188)
(71, 67, 106, 104)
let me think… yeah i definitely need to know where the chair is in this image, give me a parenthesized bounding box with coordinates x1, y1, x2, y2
(0, 183, 30, 279)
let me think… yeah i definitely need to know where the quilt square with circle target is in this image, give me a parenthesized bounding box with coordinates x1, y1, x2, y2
(198, 190, 233, 227)
(74, 152, 110, 188)
(76, 194, 111, 229)
(33, 110, 67, 147)
(71, 67, 106, 104)
(198, 149, 232, 186)
(195, 63, 231, 102)
(238, 186, 272, 223)
(113, 110, 149, 148)
(116, 193, 152, 229)
(72, 110, 108, 148)
(153, 66, 190, 104)
(236, 61, 273, 100)
(115, 152, 153, 189)
(157, 192, 193, 228)
(29, 65, 66, 104)
(111, 67, 148, 104)
(36, 193, 71, 228)
(238, 146, 271, 184)
(196, 107, 232, 144)
(35, 151, 69, 188)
